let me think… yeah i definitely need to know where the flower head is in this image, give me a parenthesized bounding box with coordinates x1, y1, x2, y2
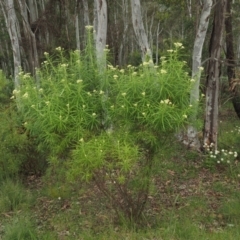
(174, 42, 184, 48)
(22, 92, 29, 99)
(85, 25, 94, 30)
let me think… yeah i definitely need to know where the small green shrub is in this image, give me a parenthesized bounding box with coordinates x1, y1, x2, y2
(0, 179, 32, 212)
(16, 28, 194, 224)
(3, 215, 38, 240)
(220, 193, 240, 225)
(0, 71, 47, 179)
(203, 143, 238, 171)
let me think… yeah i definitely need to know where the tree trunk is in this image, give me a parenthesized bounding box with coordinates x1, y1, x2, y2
(225, 0, 240, 119)
(75, 0, 80, 51)
(94, 0, 107, 66)
(118, 0, 129, 66)
(186, 0, 213, 149)
(17, 0, 39, 75)
(203, 0, 226, 150)
(130, 0, 152, 62)
(0, 0, 21, 88)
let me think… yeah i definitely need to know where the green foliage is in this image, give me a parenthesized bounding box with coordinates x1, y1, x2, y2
(0, 74, 27, 179)
(219, 192, 240, 225)
(17, 29, 193, 223)
(0, 179, 32, 212)
(3, 215, 40, 240)
(203, 147, 238, 171)
(0, 71, 45, 179)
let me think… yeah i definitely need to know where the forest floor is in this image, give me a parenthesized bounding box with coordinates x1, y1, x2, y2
(1, 104, 240, 239)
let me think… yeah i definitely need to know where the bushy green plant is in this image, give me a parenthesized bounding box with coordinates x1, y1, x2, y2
(203, 142, 238, 171)
(0, 73, 28, 179)
(0, 71, 46, 179)
(0, 179, 32, 212)
(17, 28, 194, 223)
(3, 215, 38, 240)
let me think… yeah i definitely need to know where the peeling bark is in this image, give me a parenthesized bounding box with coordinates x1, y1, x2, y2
(185, 0, 212, 149)
(203, 0, 226, 150)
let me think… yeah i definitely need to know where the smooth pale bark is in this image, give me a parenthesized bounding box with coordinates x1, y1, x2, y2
(94, 0, 107, 66)
(27, 0, 38, 24)
(82, 0, 90, 27)
(130, 0, 152, 62)
(0, 0, 21, 88)
(155, 21, 162, 65)
(94, 0, 108, 129)
(75, 0, 80, 51)
(187, 0, 192, 18)
(118, 0, 129, 66)
(185, 0, 212, 149)
(203, 0, 226, 150)
(17, 0, 39, 75)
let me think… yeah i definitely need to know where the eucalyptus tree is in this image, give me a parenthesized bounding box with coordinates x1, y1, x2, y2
(185, 0, 213, 149)
(0, 0, 21, 88)
(16, 0, 39, 75)
(130, 0, 153, 62)
(203, 0, 226, 150)
(94, 0, 107, 67)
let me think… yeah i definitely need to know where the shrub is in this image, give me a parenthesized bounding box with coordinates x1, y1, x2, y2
(17, 28, 194, 224)
(0, 179, 32, 212)
(3, 215, 38, 240)
(0, 71, 46, 179)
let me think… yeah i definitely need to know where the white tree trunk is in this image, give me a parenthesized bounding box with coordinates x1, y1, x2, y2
(0, 0, 21, 88)
(130, 0, 152, 62)
(94, 0, 107, 67)
(83, 0, 90, 26)
(185, 0, 213, 149)
(118, 0, 129, 66)
(75, 0, 80, 51)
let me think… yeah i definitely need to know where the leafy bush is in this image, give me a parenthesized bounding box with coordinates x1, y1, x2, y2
(0, 71, 46, 179)
(3, 215, 38, 240)
(0, 179, 32, 212)
(17, 29, 194, 223)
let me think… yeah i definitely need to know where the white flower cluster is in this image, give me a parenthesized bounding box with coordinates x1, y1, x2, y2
(85, 25, 94, 30)
(160, 99, 172, 105)
(204, 143, 238, 165)
(160, 69, 167, 74)
(174, 42, 184, 49)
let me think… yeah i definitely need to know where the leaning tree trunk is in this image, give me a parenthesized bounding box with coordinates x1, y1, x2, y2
(130, 0, 152, 62)
(203, 0, 226, 150)
(225, 0, 240, 119)
(0, 0, 21, 88)
(185, 0, 213, 149)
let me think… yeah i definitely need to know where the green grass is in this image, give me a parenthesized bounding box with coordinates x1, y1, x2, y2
(0, 179, 33, 212)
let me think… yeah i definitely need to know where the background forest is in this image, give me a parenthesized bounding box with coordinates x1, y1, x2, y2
(1, 0, 240, 239)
